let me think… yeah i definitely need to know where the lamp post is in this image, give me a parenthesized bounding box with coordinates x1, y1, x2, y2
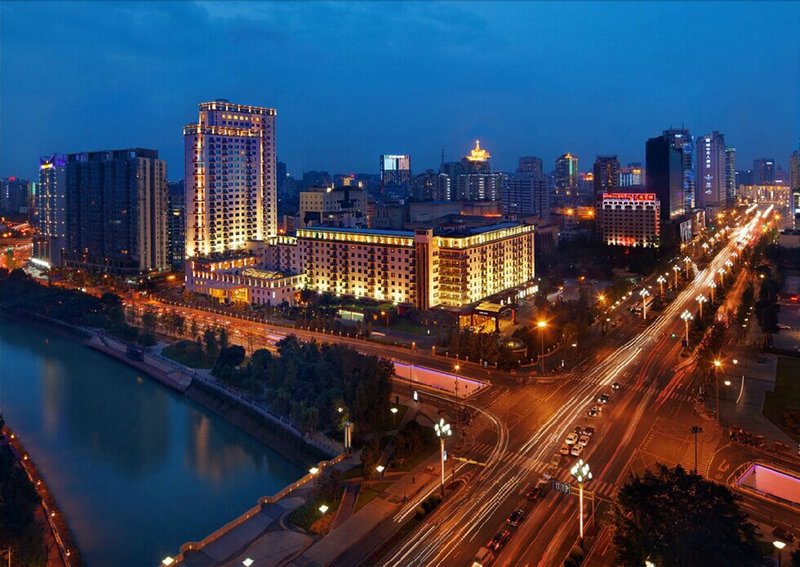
(672, 264, 681, 287)
(690, 425, 703, 475)
(696, 294, 707, 319)
(639, 289, 650, 320)
(537, 320, 547, 374)
(390, 406, 398, 427)
(683, 256, 692, 278)
(713, 359, 722, 424)
(718, 268, 725, 286)
(774, 540, 786, 566)
(434, 418, 451, 497)
(570, 459, 592, 541)
(681, 310, 693, 347)
(710, 282, 716, 304)
(656, 275, 666, 299)
(453, 363, 461, 426)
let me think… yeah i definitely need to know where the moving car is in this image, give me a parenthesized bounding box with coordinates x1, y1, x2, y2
(611, 382, 621, 391)
(565, 432, 579, 445)
(507, 509, 526, 527)
(526, 481, 549, 501)
(582, 426, 596, 437)
(560, 443, 571, 455)
(473, 546, 495, 567)
(590, 405, 602, 414)
(488, 529, 512, 551)
(571, 444, 584, 457)
(596, 393, 610, 404)
(587, 408, 600, 418)
(578, 435, 590, 447)
(550, 454, 562, 468)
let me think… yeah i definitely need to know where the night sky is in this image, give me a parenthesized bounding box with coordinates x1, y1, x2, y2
(1, 1, 798, 180)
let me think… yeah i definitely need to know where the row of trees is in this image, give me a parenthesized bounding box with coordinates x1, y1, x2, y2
(212, 336, 393, 436)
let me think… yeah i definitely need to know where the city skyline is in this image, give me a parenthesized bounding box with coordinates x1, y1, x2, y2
(2, 2, 799, 179)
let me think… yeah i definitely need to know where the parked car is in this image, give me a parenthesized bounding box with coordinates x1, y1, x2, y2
(578, 435, 590, 447)
(550, 454, 562, 468)
(560, 443, 571, 455)
(488, 529, 512, 551)
(565, 432, 579, 445)
(582, 426, 596, 437)
(507, 509, 526, 527)
(571, 444, 584, 457)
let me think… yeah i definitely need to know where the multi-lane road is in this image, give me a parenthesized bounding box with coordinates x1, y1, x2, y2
(376, 209, 776, 567)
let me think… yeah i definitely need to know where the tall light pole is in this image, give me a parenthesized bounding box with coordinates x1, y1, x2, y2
(683, 256, 692, 278)
(717, 268, 725, 286)
(656, 275, 666, 299)
(690, 425, 703, 475)
(434, 418, 451, 498)
(774, 540, 786, 567)
(570, 459, 592, 541)
(681, 310, 693, 347)
(672, 264, 681, 287)
(639, 289, 650, 320)
(537, 320, 547, 374)
(709, 282, 716, 304)
(453, 363, 461, 427)
(713, 359, 722, 424)
(696, 294, 707, 319)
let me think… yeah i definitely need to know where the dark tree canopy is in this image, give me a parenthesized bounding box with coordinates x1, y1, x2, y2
(612, 464, 767, 567)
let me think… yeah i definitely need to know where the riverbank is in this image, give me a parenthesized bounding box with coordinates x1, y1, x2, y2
(0, 422, 80, 566)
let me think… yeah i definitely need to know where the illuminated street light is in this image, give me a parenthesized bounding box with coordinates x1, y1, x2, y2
(570, 459, 592, 540)
(672, 264, 680, 287)
(709, 282, 716, 303)
(243, 559, 254, 567)
(717, 268, 726, 285)
(680, 310, 693, 347)
(774, 540, 786, 566)
(309, 466, 320, 475)
(713, 359, 723, 424)
(162, 558, 175, 566)
(318, 504, 329, 514)
(537, 320, 547, 374)
(390, 406, 398, 427)
(696, 294, 707, 318)
(683, 256, 692, 278)
(434, 418, 452, 497)
(656, 275, 666, 298)
(375, 464, 385, 475)
(453, 363, 461, 425)
(639, 289, 650, 320)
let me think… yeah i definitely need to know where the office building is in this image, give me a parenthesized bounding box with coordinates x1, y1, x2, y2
(298, 185, 368, 228)
(186, 222, 536, 310)
(646, 135, 684, 219)
(65, 148, 168, 273)
(167, 181, 186, 270)
(555, 153, 578, 197)
(662, 128, 695, 210)
(32, 155, 67, 267)
(696, 132, 728, 208)
(503, 173, 549, 217)
(753, 158, 775, 185)
(593, 156, 620, 196)
(790, 149, 799, 191)
(184, 99, 277, 258)
(620, 163, 644, 189)
(455, 172, 504, 201)
(596, 192, 660, 248)
(725, 147, 736, 206)
(380, 154, 411, 189)
(0, 177, 32, 216)
(517, 156, 544, 177)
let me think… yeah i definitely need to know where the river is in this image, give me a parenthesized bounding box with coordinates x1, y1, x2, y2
(0, 319, 304, 566)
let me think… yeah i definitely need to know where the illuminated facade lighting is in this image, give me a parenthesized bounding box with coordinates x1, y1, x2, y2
(596, 193, 661, 248)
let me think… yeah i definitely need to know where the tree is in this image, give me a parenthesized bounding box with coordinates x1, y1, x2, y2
(203, 327, 219, 360)
(219, 326, 229, 350)
(612, 464, 767, 567)
(215, 345, 245, 368)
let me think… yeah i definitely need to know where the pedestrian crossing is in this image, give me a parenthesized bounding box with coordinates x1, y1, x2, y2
(459, 442, 619, 499)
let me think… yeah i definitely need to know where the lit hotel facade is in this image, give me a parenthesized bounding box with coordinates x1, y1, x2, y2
(596, 192, 661, 248)
(186, 222, 536, 310)
(184, 99, 277, 258)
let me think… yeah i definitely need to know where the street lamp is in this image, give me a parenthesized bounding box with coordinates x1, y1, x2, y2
(672, 264, 681, 287)
(162, 558, 175, 566)
(680, 310, 693, 347)
(537, 320, 547, 374)
(709, 282, 716, 303)
(639, 289, 650, 320)
(570, 459, 592, 540)
(390, 406, 398, 427)
(434, 418, 452, 497)
(717, 268, 725, 286)
(683, 256, 692, 278)
(774, 540, 786, 566)
(696, 294, 707, 319)
(713, 359, 722, 424)
(690, 425, 703, 475)
(453, 363, 461, 425)
(318, 504, 329, 514)
(656, 275, 666, 299)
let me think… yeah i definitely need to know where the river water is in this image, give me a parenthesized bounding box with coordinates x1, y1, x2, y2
(0, 319, 303, 566)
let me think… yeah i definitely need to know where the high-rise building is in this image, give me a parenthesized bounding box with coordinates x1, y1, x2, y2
(790, 146, 800, 227)
(620, 163, 644, 189)
(725, 147, 736, 206)
(32, 155, 67, 267)
(645, 135, 684, 220)
(380, 154, 411, 189)
(167, 181, 186, 270)
(503, 172, 549, 218)
(662, 128, 695, 210)
(65, 148, 168, 273)
(0, 177, 31, 216)
(593, 156, 620, 195)
(184, 99, 277, 258)
(462, 140, 491, 174)
(695, 132, 727, 208)
(753, 158, 775, 185)
(298, 185, 368, 228)
(596, 192, 661, 248)
(456, 173, 504, 201)
(517, 156, 544, 177)
(555, 153, 578, 197)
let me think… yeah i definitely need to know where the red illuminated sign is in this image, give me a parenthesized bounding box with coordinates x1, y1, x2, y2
(602, 193, 656, 201)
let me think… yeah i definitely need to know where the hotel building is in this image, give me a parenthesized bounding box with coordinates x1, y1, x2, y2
(596, 192, 661, 248)
(186, 222, 536, 310)
(33, 154, 68, 267)
(184, 99, 277, 258)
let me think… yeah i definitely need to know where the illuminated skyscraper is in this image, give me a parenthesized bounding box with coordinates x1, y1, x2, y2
(695, 132, 727, 208)
(555, 153, 578, 197)
(462, 140, 491, 174)
(184, 99, 277, 258)
(33, 154, 67, 266)
(662, 128, 695, 210)
(620, 163, 644, 189)
(753, 158, 775, 185)
(380, 154, 411, 187)
(725, 147, 736, 206)
(646, 134, 684, 219)
(593, 156, 620, 196)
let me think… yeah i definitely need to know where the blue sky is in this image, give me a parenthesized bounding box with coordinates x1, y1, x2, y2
(1, 1, 798, 180)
